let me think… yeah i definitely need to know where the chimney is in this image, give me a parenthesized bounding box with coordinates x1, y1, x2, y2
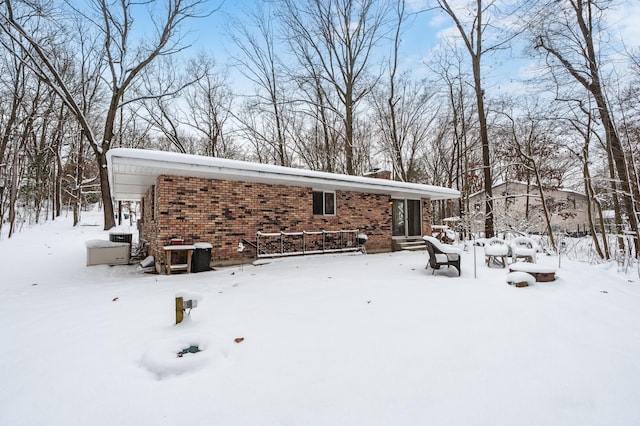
(363, 168, 392, 180)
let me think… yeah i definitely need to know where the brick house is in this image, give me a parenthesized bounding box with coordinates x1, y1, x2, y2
(107, 148, 460, 269)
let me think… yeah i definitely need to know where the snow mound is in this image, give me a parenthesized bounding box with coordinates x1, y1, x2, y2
(505, 271, 536, 286)
(140, 333, 213, 380)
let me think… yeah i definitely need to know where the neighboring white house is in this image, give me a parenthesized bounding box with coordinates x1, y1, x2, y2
(468, 182, 593, 234)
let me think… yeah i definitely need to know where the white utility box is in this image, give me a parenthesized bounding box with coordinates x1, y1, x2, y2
(85, 240, 131, 266)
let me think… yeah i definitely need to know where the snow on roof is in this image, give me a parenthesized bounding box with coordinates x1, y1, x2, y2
(106, 148, 460, 201)
(469, 181, 586, 199)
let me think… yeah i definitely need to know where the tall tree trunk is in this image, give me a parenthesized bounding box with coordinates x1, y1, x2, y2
(533, 166, 556, 251)
(55, 143, 63, 218)
(438, 0, 495, 238)
(345, 86, 354, 175)
(8, 147, 20, 238)
(534, 0, 639, 256)
(583, 156, 607, 259)
(73, 134, 83, 227)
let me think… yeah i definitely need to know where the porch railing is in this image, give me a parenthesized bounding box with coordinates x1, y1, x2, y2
(256, 229, 361, 258)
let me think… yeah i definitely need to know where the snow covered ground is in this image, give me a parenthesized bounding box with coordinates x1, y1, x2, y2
(1, 209, 639, 426)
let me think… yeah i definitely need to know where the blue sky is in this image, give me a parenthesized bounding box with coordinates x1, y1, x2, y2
(116, 0, 640, 96)
(180, 0, 445, 90)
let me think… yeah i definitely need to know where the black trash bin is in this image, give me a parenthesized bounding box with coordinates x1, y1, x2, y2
(192, 242, 212, 272)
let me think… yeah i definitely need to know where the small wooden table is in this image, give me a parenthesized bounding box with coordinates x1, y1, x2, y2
(163, 245, 196, 275)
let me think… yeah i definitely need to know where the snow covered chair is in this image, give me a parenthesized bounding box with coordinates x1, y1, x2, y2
(423, 236, 463, 276)
(484, 237, 509, 268)
(510, 236, 537, 263)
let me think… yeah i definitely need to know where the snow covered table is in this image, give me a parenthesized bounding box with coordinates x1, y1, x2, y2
(509, 262, 556, 282)
(163, 244, 196, 275)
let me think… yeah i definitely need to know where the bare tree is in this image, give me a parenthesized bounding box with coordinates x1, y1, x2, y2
(427, 37, 479, 228)
(434, 0, 522, 237)
(279, 0, 391, 175)
(561, 99, 611, 259)
(372, 74, 439, 183)
(0, 35, 28, 234)
(183, 54, 236, 158)
(228, 0, 291, 166)
(287, 64, 343, 172)
(496, 105, 573, 251)
(532, 0, 639, 256)
(284, 16, 342, 172)
(0, 0, 211, 230)
(371, 0, 439, 183)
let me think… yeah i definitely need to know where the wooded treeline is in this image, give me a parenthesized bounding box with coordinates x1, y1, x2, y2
(0, 0, 638, 260)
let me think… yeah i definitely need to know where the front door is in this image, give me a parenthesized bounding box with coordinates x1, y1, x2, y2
(392, 199, 422, 237)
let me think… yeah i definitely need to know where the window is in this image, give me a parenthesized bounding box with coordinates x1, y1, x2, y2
(313, 190, 336, 215)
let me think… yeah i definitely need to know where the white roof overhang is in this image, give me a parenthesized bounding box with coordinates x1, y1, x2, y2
(107, 148, 460, 201)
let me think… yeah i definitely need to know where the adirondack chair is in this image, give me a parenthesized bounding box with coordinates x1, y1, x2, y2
(423, 236, 462, 276)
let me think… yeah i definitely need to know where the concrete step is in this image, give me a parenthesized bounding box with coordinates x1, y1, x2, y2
(398, 241, 426, 251)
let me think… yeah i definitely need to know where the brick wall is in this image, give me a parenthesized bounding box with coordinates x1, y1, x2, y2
(423, 199, 433, 237)
(142, 175, 433, 267)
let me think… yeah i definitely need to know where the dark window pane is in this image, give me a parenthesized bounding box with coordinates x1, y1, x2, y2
(313, 191, 323, 215)
(324, 192, 335, 215)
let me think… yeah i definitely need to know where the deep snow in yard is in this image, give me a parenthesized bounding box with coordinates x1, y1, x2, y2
(1, 210, 639, 426)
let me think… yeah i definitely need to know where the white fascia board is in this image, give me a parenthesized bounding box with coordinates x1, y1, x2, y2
(107, 148, 460, 201)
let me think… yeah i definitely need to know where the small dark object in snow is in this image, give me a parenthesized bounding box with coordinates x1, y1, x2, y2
(234, 337, 244, 343)
(32, 283, 38, 286)
(367, 300, 371, 304)
(600, 290, 608, 294)
(232, 283, 238, 287)
(177, 345, 201, 357)
(231, 272, 235, 275)
(112, 297, 119, 302)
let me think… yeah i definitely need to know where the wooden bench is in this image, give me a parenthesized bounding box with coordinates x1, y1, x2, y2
(509, 262, 556, 282)
(423, 236, 462, 276)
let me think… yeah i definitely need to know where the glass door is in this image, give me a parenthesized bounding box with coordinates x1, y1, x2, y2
(392, 199, 422, 237)
(392, 199, 405, 237)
